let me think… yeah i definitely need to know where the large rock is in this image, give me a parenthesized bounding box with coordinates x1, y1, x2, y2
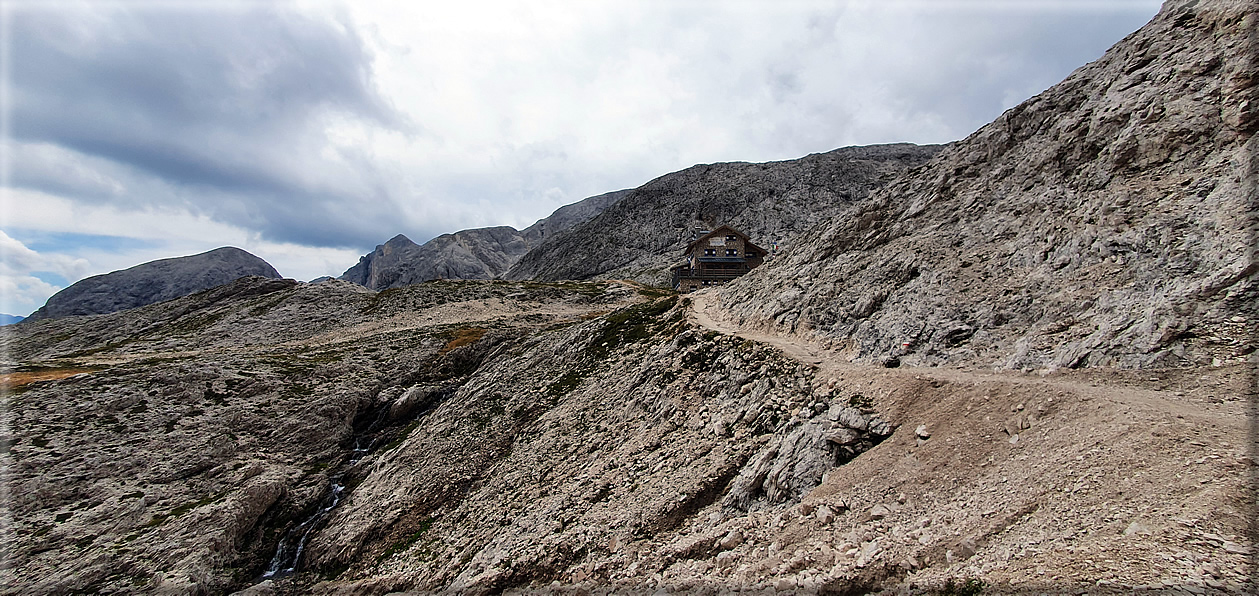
(718, 0, 1258, 371)
(26, 247, 281, 321)
(341, 190, 629, 290)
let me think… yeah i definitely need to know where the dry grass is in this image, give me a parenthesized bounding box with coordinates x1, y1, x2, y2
(439, 327, 486, 355)
(1, 367, 99, 390)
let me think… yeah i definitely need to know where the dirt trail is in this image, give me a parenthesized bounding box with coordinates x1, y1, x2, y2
(687, 291, 1223, 414)
(685, 289, 1256, 591)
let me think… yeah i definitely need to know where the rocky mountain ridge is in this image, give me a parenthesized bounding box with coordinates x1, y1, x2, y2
(505, 143, 943, 286)
(341, 190, 630, 290)
(716, 0, 1257, 373)
(25, 246, 282, 321)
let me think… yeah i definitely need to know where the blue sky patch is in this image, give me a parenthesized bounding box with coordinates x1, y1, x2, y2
(7, 228, 159, 254)
(30, 271, 69, 287)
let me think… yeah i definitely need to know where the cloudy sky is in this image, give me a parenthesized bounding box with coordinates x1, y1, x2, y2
(1, 0, 1160, 316)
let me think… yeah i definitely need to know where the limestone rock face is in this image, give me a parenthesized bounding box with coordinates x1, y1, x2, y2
(341, 190, 629, 290)
(339, 228, 526, 289)
(26, 247, 281, 321)
(718, 0, 1258, 371)
(505, 143, 944, 285)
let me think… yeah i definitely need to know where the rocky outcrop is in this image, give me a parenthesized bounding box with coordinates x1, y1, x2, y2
(25, 247, 282, 321)
(339, 228, 529, 289)
(519, 188, 631, 241)
(717, 0, 1258, 371)
(504, 143, 944, 285)
(341, 190, 629, 290)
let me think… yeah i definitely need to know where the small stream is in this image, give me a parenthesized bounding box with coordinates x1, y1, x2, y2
(255, 387, 451, 581)
(260, 432, 383, 578)
(261, 479, 345, 578)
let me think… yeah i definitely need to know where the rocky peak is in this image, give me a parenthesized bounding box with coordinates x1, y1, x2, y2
(340, 190, 629, 290)
(26, 246, 282, 321)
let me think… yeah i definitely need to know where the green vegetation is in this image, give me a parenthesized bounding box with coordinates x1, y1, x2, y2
(361, 286, 410, 314)
(146, 491, 227, 527)
(848, 393, 874, 409)
(167, 310, 229, 335)
(245, 293, 288, 317)
(589, 296, 680, 358)
(939, 577, 985, 596)
(547, 370, 589, 397)
(378, 516, 436, 562)
(634, 285, 675, 299)
(382, 419, 422, 452)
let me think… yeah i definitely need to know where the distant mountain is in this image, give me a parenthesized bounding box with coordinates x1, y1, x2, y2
(26, 247, 282, 321)
(504, 143, 944, 285)
(0, 314, 25, 326)
(341, 189, 629, 290)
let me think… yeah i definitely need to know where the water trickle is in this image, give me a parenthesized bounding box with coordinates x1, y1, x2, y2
(262, 479, 345, 578)
(256, 387, 449, 581)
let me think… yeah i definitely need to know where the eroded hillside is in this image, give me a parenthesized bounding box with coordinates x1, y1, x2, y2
(3, 1, 1255, 595)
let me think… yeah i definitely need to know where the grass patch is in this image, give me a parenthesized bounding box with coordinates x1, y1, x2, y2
(589, 296, 679, 358)
(147, 490, 227, 527)
(382, 419, 422, 452)
(167, 310, 229, 335)
(547, 370, 589, 397)
(939, 578, 985, 596)
(439, 327, 486, 355)
(1, 366, 105, 390)
(378, 517, 436, 562)
(361, 287, 408, 314)
(634, 286, 676, 299)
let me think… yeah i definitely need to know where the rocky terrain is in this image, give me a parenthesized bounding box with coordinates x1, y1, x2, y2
(504, 144, 942, 286)
(341, 190, 629, 290)
(716, 0, 1257, 374)
(2, 1, 1255, 595)
(1, 276, 652, 593)
(3, 275, 1251, 595)
(26, 247, 281, 321)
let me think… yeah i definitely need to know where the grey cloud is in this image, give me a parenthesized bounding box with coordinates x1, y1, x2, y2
(845, 8, 1159, 141)
(9, 4, 412, 248)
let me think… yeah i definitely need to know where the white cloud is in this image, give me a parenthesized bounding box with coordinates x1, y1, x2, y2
(0, 228, 92, 316)
(0, 274, 58, 317)
(0, 228, 90, 280)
